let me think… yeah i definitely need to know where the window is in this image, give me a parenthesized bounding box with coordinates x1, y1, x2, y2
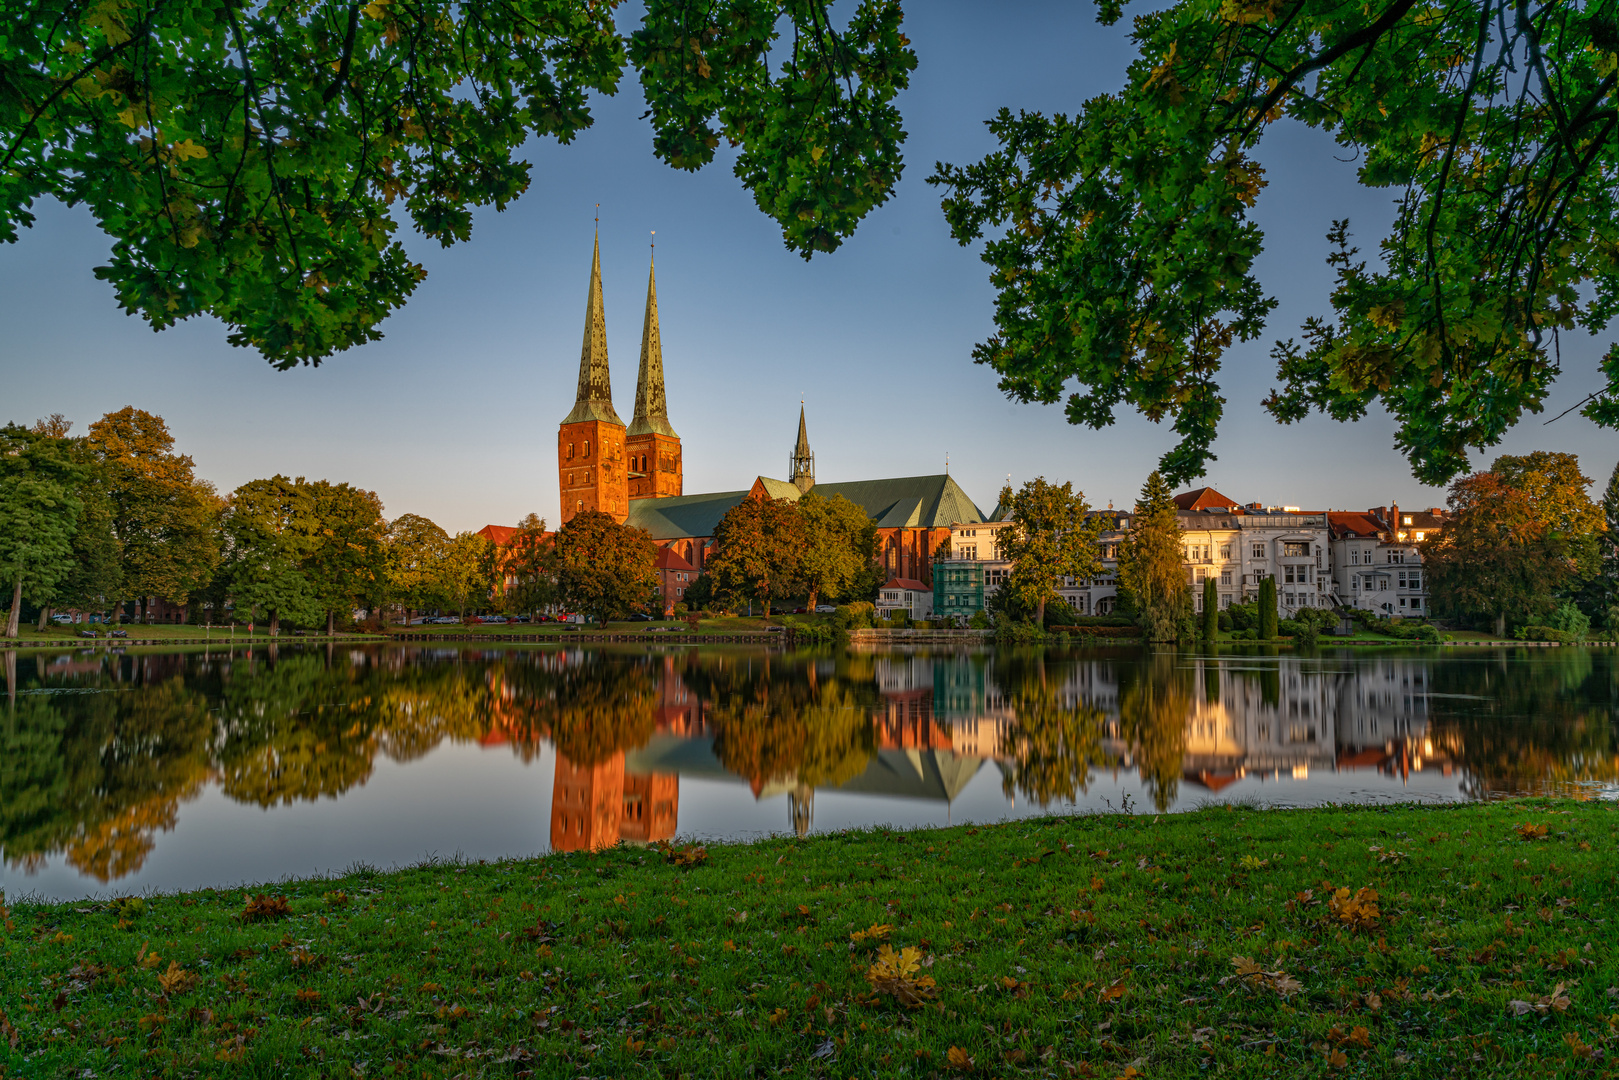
(1285, 592, 1296, 606)
(583, 440, 590, 457)
(1411, 597, 1422, 610)
(1195, 567, 1207, 582)
(1397, 571, 1407, 588)
(1379, 578, 1388, 591)
(576, 500, 583, 511)
(1220, 543, 1232, 560)
(1282, 541, 1308, 557)
(1409, 572, 1422, 590)
(1221, 594, 1232, 609)
(1220, 570, 1232, 586)
(1252, 542, 1267, 559)
(568, 442, 575, 459)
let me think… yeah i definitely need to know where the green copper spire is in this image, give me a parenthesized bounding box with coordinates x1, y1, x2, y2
(790, 403, 814, 492)
(628, 246, 677, 438)
(563, 228, 624, 426)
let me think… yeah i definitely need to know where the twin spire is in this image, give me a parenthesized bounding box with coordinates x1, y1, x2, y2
(564, 227, 674, 438)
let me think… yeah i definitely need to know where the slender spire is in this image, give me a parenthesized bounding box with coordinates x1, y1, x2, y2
(628, 238, 676, 438)
(563, 221, 624, 426)
(790, 402, 814, 492)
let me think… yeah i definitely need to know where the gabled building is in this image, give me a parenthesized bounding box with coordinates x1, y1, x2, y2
(1327, 503, 1445, 617)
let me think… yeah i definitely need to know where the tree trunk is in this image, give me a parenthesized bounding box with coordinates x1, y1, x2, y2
(1495, 611, 1506, 638)
(807, 586, 819, 612)
(1036, 597, 1046, 629)
(4, 578, 20, 638)
(327, 609, 335, 636)
(37, 605, 51, 632)
(269, 610, 280, 637)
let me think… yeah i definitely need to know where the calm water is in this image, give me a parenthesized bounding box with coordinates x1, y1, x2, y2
(2, 643, 1615, 900)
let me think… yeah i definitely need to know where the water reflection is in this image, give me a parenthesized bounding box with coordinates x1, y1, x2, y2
(2, 645, 1616, 891)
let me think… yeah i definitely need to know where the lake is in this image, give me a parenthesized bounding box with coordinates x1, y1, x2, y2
(2, 642, 1615, 901)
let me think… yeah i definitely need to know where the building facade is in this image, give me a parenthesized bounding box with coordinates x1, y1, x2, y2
(1327, 503, 1445, 617)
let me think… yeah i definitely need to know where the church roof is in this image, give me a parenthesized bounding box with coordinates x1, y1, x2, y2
(654, 545, 697, 572)
(625, 489, 750, 540)
(628, 250, 677, 438)
(563, 230, 625, 427)
(751, 477, 804, 502)
(811, 474, 986, 529)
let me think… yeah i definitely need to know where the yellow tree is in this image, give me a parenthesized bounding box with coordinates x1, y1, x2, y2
(1118, 472, 1188, 643)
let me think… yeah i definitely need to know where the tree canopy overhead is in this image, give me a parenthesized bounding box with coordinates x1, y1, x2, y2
(931, 0, 1619, 486)
(3, 0, 914, 365)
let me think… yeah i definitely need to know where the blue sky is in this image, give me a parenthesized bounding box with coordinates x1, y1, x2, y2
(4, 1, 1614, 532)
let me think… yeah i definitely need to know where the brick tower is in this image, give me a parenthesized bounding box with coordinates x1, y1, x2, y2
(558, 231, 628, 524)
(625, 247, 682, 500)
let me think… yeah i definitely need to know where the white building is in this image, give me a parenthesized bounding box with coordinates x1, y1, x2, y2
(1327, 504, 1444, 617)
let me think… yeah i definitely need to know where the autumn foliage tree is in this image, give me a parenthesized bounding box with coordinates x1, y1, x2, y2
(552, 510, 657, 625)
(708, 496, 806, 617)
(796, 492, 877, 611)
(1425, 471, 1574, 637)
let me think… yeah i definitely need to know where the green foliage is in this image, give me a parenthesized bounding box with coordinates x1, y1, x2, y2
(3, 1, 913, 364)
(1217, 609, 1234, 633)
(931, 0, 1619, 486)
(1516, 625, 1576, 644)
(1201, 577, 1217, 640)
(0, 425, 87, 636)
(1118, 473, 1186, 642)
(682, 571, 715, 612)
(221, 475, 323, 634)
(302, 480, 388, 629)
(1493, 452, 1606, 579)
(1258, 577, 1278, 640)
(796, 492, 877, 610)
(440, 531, 496, 619)
(967, 610, 991, 630)
(996, 476, 1106, 628)
(1547, 601, 1591, 643)
(502, 514, 555, 617)
(552, 511, 659, 626)
(1042, 599, 1080, 627)
(385, 513, 450, 618)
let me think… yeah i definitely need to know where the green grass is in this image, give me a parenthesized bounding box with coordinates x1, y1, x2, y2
(4, 799, 1616, 1078)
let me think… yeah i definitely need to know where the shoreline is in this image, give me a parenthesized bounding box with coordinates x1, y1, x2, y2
(4, 798, 1614, 1077)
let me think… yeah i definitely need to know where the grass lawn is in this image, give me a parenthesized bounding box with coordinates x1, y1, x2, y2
(387, 614, 838, 636)
(4, 798, 1615, 1078)
(0, 624, 377, 645)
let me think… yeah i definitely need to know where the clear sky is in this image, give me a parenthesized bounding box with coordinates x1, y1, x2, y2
(4, 1, 1614, 532)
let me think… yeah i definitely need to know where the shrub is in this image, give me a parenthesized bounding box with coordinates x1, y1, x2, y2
(1548, 601, 1591, 642)
(1228, 600, 1258, 632)
(968, 611, 990, 630)
(1416, 623, 1442, 644)
(1044, 601, 1080, 627)
(1516, 625, 1575, 643)
(1217, 610, 1233, 633)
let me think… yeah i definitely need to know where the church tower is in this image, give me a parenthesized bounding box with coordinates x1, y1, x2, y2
(625, 247, 683, 500)
(558, 231, 629, 525)
(789, 404, 815, 493)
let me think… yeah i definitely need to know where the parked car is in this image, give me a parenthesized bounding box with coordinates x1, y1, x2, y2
(483, 616, 507, 624)
(512, 615, 531, 623)
(815, 605, 836, 613)
(53, 614, 75, 624)
(626, 612, 654, 622)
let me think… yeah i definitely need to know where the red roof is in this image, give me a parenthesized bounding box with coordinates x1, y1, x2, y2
(882, 578, 930, 592)
(476, 524, 521, 546)
(1327, 512, 1384, 540)
(655, 546, 697, 572)
(1173, 486, 1242, 511)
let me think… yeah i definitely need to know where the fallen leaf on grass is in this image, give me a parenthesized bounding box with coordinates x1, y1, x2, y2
(1508, 983, 1572, 1015)
(1329, 1025, 1372, 1049)
(850, 923, 893, 944)
(1515, 823, 1549, 841)
(947, 1046, 974, 1071)
(241, 894, 291, 923)
(295, 989, 321, 1005)
(1098, 977, 1128, 1004)
(1328, 887, 1380, 930)
(656, 842, 708, 868)
(1565, 1032, 1599, 1060)
(1220, 956, 1302, 997)
(867, 945, 937, 1007)
(157, 960, 198, 996)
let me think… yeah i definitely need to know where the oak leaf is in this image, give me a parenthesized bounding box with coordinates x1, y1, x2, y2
(156, 961, 198, 996)
(947, 1046, 974, 1071)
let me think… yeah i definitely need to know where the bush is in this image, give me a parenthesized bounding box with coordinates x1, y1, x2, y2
(968, 611, 991, 630)
(1062, 624, 1143, 638)
(1228, 600, 1258, 632)
(1217, 610, 1233, 633)
(1416, 623, 1442, 644)
(994, 619, 1042, 644)
(1516, 625, 1575, 643)
(1548, 601, 1591, 642)
(1043, 601, 1080, 628)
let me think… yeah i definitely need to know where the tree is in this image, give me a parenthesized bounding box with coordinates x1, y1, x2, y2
(441, 532, 495, 620)
(3, 1, 914, 365)
(86, 408, 220, 622)
(552, 510, 658, 625)
(503, 514, 556, 618)
(931, 1, 1619, 487)
(1202, 576, 1218, 641)
(708, 496, 806, 617)
(1424, 471, 1572, 636)
(303, 481, 388, 633)
(1258, 576, 1278, 640)
(0, 425, 86, 637)
(796, 492, 877, 611)
(1492, 452, 1606, 578)
(221, 475, 322, 635)
(21, 417, 121, 624)
(1601, 462, 1619, 631)
(995, 477, 1105, 628)
(1117, 473, 1186, 642)
(385, 514, 450, 622)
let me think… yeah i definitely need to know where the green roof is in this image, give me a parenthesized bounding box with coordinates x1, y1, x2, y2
(625, 473, 986, 541)
(625, 489, 750, 539)
(809, 474, 985, 528)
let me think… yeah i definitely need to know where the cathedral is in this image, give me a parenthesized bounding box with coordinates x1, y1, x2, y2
(497, 235, 991, 606)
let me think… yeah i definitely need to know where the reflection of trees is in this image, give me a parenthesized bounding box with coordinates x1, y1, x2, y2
(1427, 650, 1619, 797)
(698, 659, 878, 792)
(1, 674, 214, 882)
(1116, 652, 1192, 812)
(536, 661, 658, 768)
(993, 651, 1108, 806)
